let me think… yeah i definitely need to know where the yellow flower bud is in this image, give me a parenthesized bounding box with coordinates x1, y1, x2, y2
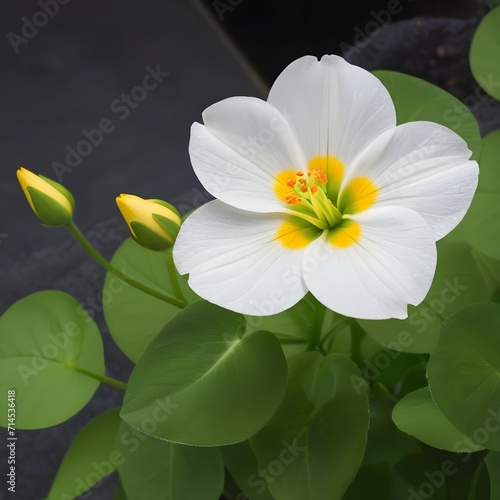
(16, 167, 75, 227)
(116, 194, 181, 251)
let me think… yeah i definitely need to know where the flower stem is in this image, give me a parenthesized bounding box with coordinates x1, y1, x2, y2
(73, 366, 128, 390)
(320, 319, 351, 352)
(423, 299, 446, 322)
(65, 220, 187, 308)
(163, 251, 187, 303)
(309, 302, 327, 353)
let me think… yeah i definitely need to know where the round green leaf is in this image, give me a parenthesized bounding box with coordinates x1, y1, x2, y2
(446, 129, 500, 260)
(472, 249, 500, 296)
(477, 130, 500, 195)
(121, 300, 288, 446)
(374, 70, 482, 160)
(447, 130, 500, 260)
(103, 239, 199, 362)
(116, 421, 224, 500)
(470, 7, 500, 100)
(393, 387, 484, 452)
(47, 407, 122, 500)
(0, 291, 104, 429)
(428, 303, 500, 451)
(359, 241, 490, 353)
(250, 352, 369, 500)
(447, 192, 500, 261)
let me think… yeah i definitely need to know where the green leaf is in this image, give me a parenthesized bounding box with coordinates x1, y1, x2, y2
(121, 300, 288, 446)
(392, 387, 485, 452)
(472, 249, 500, 297)
(46, 407, 122, 500)
(477, 130, 500, 195)
(220, 441, 274, 500)
(103, 238, 199, 362)
(250, 352, 369, 500)
(374, 70, 482, 160)
(359, 241, 490, 353)
(0, 291, 104, 429)
(116, 421, 224, 500)
(446, 130, 500, 260)
(470, 7, 500, 100)
(485, 451, 500, 499)
(446, 193, 500, 260)
(427, 303, 500, 452)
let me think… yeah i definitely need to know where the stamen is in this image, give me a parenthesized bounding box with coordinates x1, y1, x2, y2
(314, 170, 328, 184)
(310, 185, 319, 194)
(286, 192, 302, 205)
(296, 170, 304, 177)
(286, 179, 296, 188)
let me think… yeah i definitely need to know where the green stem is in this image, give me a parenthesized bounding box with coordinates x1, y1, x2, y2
(320, 319, 352, 351)
(309, 302, 327, 352)
(423, 299, 446, 322)
(164, 251, 187, 303)
(316, 344, 328, 356)
(73, 366, 127, 390)
(66, 220, 187, 308)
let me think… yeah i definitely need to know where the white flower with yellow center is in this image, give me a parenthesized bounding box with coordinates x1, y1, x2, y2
(174, 55, 478, 320)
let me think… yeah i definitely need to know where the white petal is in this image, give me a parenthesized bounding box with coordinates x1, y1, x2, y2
(174, 200, 309, 315)
(344, 121, 479, 240)
(267, 55, 396, 166)
(303, 207, 437, 320)
(189, 97, 307, 213)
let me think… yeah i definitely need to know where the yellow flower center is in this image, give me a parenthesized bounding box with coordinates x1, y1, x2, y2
(274, 156, 378, 249)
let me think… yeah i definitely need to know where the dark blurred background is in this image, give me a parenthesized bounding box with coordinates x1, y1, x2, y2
(0, 0, 497, 498)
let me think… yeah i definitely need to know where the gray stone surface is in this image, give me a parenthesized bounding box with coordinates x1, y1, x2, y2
(345, 16, 500, 136)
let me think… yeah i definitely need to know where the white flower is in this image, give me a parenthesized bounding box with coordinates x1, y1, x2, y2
(173, 55, 478, 320)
